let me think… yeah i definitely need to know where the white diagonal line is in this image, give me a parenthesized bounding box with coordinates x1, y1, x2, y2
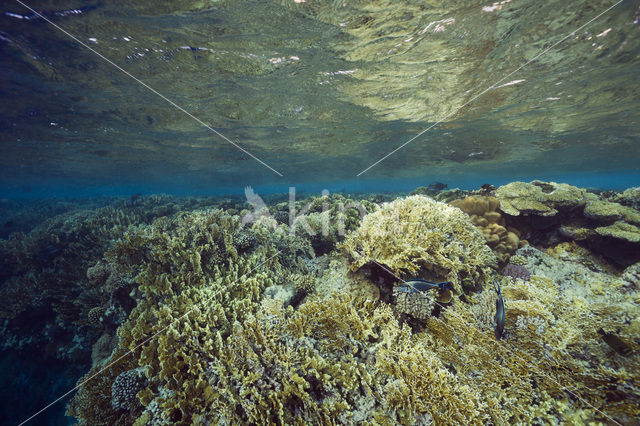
(14, 0, 283, 177)
(357, 0, 624, 176)
(18, 250, 281, 425)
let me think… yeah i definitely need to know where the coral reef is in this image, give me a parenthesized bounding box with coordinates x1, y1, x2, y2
(1, 189, 638, 425)
(283, 193, 377, 255)
(450, 195, 522, 263)
(208, 293, 489, 425)
(342, 195, 497, 293)
(0, 194, 252, 423)
(0, 203, 153, 366)
(495, 181, 586, 217)
(68, 208, 310, 424)
(493, 181, 640, 266)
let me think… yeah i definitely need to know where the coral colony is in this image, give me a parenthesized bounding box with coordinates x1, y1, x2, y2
(2, 183, 639, 424)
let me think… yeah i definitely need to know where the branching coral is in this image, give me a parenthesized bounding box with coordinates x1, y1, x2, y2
(61, 195, 639, 426)
(207, 293, 491, 425)
(342, 195, 497, 292)
(288, 193, 377, 255)
(68, 208, 304, 424)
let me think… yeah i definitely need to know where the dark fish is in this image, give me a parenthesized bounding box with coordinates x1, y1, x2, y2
(427, 182, 447, 192)
(397, 278, 453, 293)
(598, 329, 633, 357)
(480, 183, 495, 192)
(398, 279, 454, 304)
(493, 281, 505, 340)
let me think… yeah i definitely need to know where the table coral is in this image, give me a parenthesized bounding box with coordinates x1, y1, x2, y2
(496, 181, 586, 217)
(605, 187, 640, 210)
(341, 195, 497, 293)
(495, 182, 640, 266)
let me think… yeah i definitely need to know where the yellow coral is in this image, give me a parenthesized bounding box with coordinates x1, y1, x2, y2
(342, 195, 497, 292)
(70, 209, 285, 425)
(451, 195, 520, 263)
(66, 201, 640, 426)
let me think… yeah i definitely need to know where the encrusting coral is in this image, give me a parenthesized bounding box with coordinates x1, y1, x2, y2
(341, 195, 497, 293)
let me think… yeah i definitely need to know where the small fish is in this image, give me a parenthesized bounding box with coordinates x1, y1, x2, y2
(397, 278, 453, 293)
(398, 279, 454, 303)
(480, 183, 495, 192)
(493, 281, 505, 340)
(598, 329, 633, 357)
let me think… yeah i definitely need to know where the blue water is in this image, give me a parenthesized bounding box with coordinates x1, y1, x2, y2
(1, 0, 639, 424)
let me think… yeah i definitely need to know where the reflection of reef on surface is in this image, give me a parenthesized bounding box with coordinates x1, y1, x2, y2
(1, 182, 639, 424)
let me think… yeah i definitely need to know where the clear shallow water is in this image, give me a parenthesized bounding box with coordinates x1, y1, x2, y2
(1, 1, 639, 424)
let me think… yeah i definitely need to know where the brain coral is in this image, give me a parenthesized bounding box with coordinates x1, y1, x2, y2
(342, 195, 497, 292)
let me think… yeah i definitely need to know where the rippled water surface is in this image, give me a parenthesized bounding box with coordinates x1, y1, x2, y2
(1, 0, 639, 195)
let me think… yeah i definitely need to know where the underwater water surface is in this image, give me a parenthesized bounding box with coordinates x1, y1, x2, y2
(1, 0, 639, 424)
